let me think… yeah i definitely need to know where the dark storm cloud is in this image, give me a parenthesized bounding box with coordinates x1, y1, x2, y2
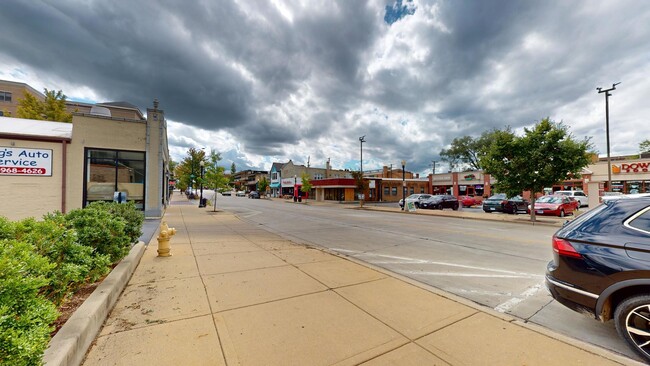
(1, 1, 649, 173)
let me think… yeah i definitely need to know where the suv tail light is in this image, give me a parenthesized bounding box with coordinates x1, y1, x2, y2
(552, 236, 582, 259)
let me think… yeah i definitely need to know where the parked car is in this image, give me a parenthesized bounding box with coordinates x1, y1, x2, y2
(236, 191, 246, 197)
(459, 195, 481, 207)
(566, 196, 580, 211)
(248, 191, 260, 199)
(529, 195, 575, 217)
(545, 196, 650, 361)
(601, 193, 650, 202)
(398, 194, 433, 208)
(420, 194, 460, 210)
(555, 190, 589, 207)
(502, 195, 529, 214)
(221, 190, 232, 196)
(482, 193, 508, 213)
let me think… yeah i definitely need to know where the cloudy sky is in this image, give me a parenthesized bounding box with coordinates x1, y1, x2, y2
(1, 0, 648, 175)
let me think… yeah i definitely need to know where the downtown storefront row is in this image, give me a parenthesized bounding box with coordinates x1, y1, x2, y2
(0, 101, 171, 221)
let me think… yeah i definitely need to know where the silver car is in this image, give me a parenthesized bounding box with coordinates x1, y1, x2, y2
(398, 194, 433, 208)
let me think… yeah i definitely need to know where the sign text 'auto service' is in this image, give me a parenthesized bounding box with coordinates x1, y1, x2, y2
(0, 147, 53, 176)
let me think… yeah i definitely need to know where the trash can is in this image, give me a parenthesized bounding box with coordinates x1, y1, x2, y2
(199, 198, 207, 207)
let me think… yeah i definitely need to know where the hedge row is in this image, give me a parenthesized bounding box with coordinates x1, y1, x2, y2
(0, 202, 144, 366)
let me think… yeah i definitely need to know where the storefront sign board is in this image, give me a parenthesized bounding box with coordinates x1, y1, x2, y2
(0, 146, 52, 176)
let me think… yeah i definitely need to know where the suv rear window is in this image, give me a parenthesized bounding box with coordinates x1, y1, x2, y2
(627, 208, 650, 234)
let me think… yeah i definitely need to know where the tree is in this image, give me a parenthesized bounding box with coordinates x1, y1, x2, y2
(257, 177, 269, 196)
(300, 172, 312, 197)
(480, 118, 592, 222)
(351, 171, 369, 207)
(640, 139, 650, 154)
(204, 151, 228, 191)
(16, 89, 72, 122)
(229, 162, 236, 184)
(174, 148, 207, 195)
(439, 129, 501, 171)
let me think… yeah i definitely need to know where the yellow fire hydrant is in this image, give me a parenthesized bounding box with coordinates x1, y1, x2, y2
(157, 221, 177, 257)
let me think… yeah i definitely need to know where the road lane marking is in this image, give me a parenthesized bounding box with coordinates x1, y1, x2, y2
(494, 283, 544, 313)
(398, 270, 538, 279)
(352, 252, 543, 278)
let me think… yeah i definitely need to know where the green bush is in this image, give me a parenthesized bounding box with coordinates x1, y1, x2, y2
(13, 214, 111, 305)
(0, 239, 58, 366)
(65, 207, 130, 263)
(0, 216, 15, 240)
(87, 201, 144, 244)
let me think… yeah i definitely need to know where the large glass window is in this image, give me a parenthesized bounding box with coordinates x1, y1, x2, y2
(86, 149, 145, 209)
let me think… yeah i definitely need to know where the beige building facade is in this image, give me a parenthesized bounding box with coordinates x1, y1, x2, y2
(0, 100, 170, 221)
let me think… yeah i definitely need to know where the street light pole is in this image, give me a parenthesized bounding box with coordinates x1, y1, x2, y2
(198, 161, 205, 207)
(597, 82, 620, 192)
(402, 160, 406, 211)
(359, 135, 366, 174)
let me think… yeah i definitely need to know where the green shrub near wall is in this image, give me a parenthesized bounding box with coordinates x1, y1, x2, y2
(64, 205, 131, 262)
(0, 202, 144, 365)
(12, 214, 111, 305)
(86, 202, 144, 244)
(0, 240, 58, 366)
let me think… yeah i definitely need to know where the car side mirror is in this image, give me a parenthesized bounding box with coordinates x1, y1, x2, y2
(563, 220, 570, 227)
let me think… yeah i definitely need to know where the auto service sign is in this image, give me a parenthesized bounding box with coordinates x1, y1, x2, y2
(0, 146, 52, 176)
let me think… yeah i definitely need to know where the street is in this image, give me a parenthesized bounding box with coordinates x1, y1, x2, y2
(209, 194, 638, 362)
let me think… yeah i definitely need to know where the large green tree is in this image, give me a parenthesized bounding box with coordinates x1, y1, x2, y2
(440, 129, 501, 171)
(174, 148, 207, 195)
(480, 118, 592, 222)
(16, 89, 72, 122)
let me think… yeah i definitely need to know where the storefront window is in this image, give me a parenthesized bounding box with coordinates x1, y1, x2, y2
(409, 187, 414, 195)
(610, 181, 624, 193)
(384, 186, 390, 196)
(86, 149, 145, 209)
(391, 187, 397, 195)
(626, 181, 642, 194)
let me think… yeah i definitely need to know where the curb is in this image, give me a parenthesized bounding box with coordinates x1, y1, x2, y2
(43, 241, 147, 366)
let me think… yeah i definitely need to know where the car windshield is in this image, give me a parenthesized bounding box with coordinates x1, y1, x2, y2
(537, 196, 562, 203)
(406, 194, 420, 199)
(488, 194, 507, 200)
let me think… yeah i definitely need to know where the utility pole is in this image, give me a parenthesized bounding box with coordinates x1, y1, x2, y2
(597, 82, 620, 192)
(359, 136, 366, 174)
(431, 160, 437, 175)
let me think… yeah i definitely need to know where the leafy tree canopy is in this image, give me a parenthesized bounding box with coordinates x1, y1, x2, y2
(204, 151, 229, 191)
(16, 89, 72, 122)
(257, 177, 269, 194)
(480, 118, 592, 221)
(174, 148, 207, 191)
(640, 139, 650, 154)
(300, 172, 312, 193)
(439, 129, 502, 171)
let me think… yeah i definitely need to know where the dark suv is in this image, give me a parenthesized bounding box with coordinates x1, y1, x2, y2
(546, 197, 650, 361)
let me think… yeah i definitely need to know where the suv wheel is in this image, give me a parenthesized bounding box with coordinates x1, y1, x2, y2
(615, 294, 650, 361)
(452, 203, 459, 211)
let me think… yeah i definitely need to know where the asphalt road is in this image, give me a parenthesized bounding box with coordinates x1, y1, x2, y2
(209, 194, 639, 362)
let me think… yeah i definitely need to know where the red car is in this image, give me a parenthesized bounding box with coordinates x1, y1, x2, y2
(528, 195, 575, 217)
(459, 195, 481, 207)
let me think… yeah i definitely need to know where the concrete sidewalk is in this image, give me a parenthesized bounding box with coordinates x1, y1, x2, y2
(80, 196, 636, 365)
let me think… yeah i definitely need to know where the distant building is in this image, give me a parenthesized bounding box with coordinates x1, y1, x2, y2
(0, 79, 44, 117)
